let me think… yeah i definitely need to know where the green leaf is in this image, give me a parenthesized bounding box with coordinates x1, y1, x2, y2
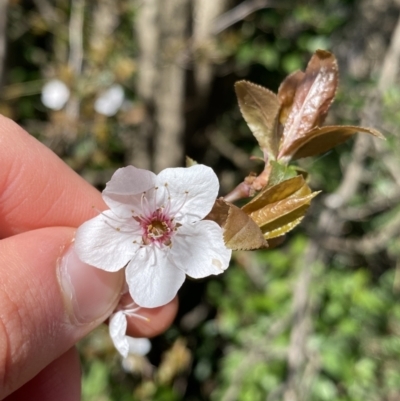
(267, 160, 299, 187)
(235, 80, 281, 160)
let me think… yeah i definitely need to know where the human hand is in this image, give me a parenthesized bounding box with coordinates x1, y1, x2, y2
(0, 115, 178, 401)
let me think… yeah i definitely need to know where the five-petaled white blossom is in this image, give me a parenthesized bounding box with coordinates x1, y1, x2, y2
(75, 164, 231, 308)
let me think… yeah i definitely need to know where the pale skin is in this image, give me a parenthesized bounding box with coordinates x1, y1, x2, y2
(0, 115, 178, 400)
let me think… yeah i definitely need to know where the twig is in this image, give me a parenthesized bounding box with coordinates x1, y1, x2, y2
(212, 0, 286, 35)
(68, 0, 84, 77)
(338, 190, 400, 221)
(33, 0, 58, 27)
(378, 14, 400, 92)
(283, 241, 318, 401)
(0, 0, 8, 89)
(208, 129, 256, 171)
(235, 251, 268, 289)
(371, 14, 400, 187)
(64, 0, 85, 135)
(153, 0, 189, 172)
(322, 212, 400, 255)
(222, 315, 291, 401)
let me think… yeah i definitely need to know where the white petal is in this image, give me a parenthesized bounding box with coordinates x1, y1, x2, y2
(109, 311, 129, 358)
(126, 337, 152, 356)
(126, 246, 186, 308)
(75, 211, 141, 272)
(156, 165, 219, 223)
(103, 166, 156, 218)
(171, 220, 232, 279)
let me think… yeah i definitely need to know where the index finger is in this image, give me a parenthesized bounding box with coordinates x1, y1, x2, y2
(0, 115, 106, 237)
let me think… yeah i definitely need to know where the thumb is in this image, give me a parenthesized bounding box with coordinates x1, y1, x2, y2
(0, 227, 124, 399)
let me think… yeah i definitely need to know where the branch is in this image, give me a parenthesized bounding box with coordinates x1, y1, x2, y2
(208, 129, 256, 170)
(212, 0, 286, 35)
(33, 0, 58, 27)
(378, 14, 400, 92)
(339, 190, 400, 221)
(0, 0, 8, 89)
(221, 315, 291, 401)
(64, 0, 85, 131)
(68, 0, 84, 76)
(322, 212, 400, 255)
(283, 241, 318, 401)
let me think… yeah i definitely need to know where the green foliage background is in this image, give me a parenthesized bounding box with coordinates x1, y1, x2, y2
(3, 1, 400, 400)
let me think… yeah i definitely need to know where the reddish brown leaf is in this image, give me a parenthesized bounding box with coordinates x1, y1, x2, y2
(277, 70, 305, 126)
(235, 80, 281, 160)
(205, 199, 268, 250)
(279, 125, 385, 161)
(279, 50, 338, 158)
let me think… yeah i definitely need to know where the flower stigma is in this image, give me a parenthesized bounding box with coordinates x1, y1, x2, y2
(140, 207, 175, 246)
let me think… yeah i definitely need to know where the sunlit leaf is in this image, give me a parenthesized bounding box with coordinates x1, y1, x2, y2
(249, 191, 317, 229)
(279, 50, 338, 158)
(235, 80, 281, 160)
(242, 175, 306, 214)
(263, 216, 304, 239)
(205, 199, 268, 250)
(208, 176, 318, 248)
(240, 175, 319, 239)
(252, 191, 320, 238)
(281, 125, 385, 161)
(277, 70, 305, 125)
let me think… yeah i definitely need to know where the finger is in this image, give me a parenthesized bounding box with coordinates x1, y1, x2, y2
(0, 227, 178, 398)
(126, 296, 178, 338)
(0, 115, 105, 237)
(4, 347, 81, 401)
(0, 227, 123, 398)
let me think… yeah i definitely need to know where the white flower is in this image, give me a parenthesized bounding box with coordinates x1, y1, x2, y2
(41, 79, 70, 110)
(94, 84, 125, 116)
(75, 164, 231, 308)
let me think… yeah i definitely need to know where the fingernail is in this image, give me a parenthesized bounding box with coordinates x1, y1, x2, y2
(58, 245, 124, 325)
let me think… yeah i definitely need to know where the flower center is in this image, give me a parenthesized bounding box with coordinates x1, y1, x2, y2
(141, 209, 175, 246)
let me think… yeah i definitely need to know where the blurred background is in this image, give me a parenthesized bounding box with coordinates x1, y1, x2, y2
(2, 0, 400, 400)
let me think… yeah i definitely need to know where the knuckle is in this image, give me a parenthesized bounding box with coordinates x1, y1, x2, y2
(0, 287, 29, 398)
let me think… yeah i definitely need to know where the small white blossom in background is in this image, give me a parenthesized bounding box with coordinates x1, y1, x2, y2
(41, 79, 70, 110)
(94, 84, 125, 116)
